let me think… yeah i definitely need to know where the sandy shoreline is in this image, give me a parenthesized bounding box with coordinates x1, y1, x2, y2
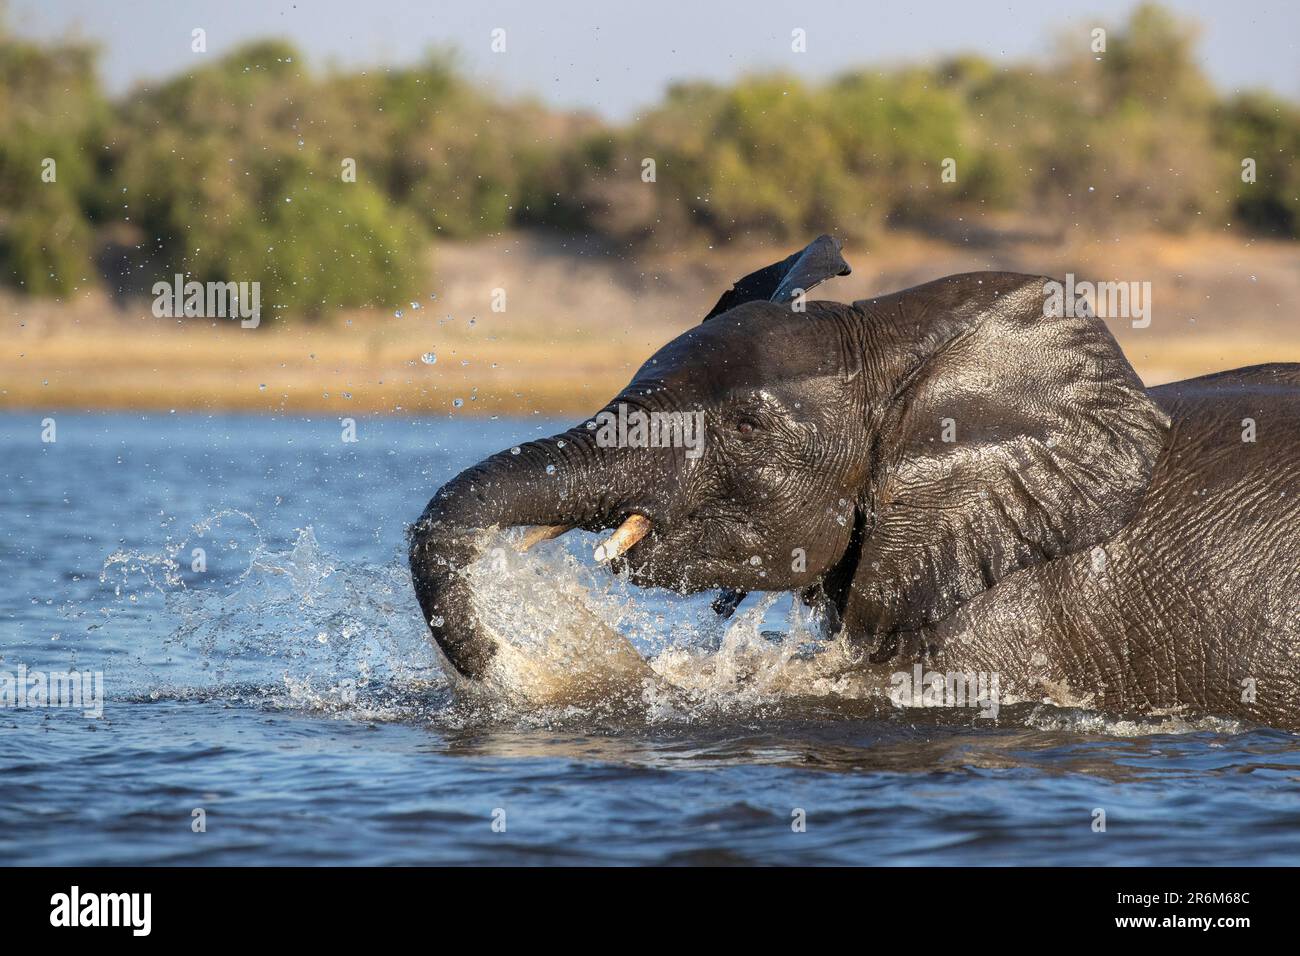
(5, 228, 1298, 416)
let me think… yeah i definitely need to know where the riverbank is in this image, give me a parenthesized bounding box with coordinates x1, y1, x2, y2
(4, 227, 1297, 416)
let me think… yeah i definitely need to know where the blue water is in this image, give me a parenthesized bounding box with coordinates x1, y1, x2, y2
(2, 412, 1299, 866)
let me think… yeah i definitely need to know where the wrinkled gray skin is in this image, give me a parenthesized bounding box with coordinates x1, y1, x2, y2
(410, 240, 1300, 727)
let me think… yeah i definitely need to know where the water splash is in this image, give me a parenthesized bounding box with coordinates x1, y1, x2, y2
(100, 514, 443, 720)
(96, 514, 1252, 736)
(453, 528, 887, 721)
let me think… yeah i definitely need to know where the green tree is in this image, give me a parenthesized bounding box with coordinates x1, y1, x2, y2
(0, 27, 104, 294)
(1220, 93, 1299, 236)
(107, 41, 426, 317)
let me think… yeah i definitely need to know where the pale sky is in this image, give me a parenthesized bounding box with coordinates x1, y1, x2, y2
(11, 0, 1299, 116)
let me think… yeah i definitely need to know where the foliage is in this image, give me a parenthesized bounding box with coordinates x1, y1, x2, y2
(0, 3, 1295, 313)
(0, 30, 104, 293)
(104, 40, 425, 315)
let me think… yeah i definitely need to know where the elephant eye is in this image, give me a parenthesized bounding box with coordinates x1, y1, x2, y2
(736, 419, 756, 436)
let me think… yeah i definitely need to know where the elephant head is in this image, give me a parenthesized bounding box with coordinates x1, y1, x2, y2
(408, 237, 1170, 679)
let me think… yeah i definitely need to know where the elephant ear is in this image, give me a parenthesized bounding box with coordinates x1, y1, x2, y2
(702, 234, 851, 321)
(842, 272, 1170, 647)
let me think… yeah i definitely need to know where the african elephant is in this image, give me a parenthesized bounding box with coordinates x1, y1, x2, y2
(409, 236, 1300, 727)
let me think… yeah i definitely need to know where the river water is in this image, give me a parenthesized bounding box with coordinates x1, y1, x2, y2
(2, 412, 1298, 865)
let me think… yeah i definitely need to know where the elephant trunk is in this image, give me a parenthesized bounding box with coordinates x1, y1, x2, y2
(408, 425, 649, 679)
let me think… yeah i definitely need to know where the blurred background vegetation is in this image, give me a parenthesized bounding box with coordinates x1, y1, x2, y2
(0, 2, 1296, 320)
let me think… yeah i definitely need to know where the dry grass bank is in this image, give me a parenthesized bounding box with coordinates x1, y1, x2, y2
(3, 226, 1297, 417)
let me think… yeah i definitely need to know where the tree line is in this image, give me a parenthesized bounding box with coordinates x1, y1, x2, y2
(0, 3, 1294, 320)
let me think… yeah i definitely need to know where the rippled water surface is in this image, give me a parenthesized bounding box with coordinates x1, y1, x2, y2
(3, 413, 1299, 865)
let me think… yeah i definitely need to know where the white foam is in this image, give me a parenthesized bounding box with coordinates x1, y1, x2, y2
(101, 516, 1253, 736)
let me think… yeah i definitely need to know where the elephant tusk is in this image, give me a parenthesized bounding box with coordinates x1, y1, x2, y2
(594, 514, 652, 562)
(516, 524, 574, 553)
